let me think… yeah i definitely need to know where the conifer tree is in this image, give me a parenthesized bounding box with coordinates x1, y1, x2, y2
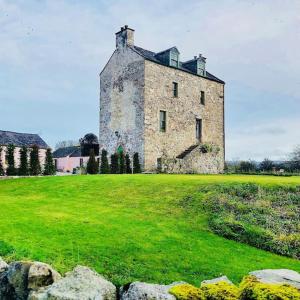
(119, 152, 126, 174)
(110, 153, 119, 174)
(44, 148, 56, 175)
(133, 152, 141, 173)
(19, 146, 29, 176)
(86, 149, 99, 174)
(100, 149, 110, 174)
(125, 153, 132, 174)
(0, 147, 4, 176)
(30, 145, 41, 175)
(6, 144, 16, 176)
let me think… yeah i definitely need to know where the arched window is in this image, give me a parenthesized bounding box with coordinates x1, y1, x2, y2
(117, 145, 124, 155)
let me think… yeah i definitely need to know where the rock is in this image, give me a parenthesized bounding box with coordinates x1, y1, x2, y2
(120, 282, 184, 300)
(201, 276, 232, 285)
(28, 262, 61, 290)
(0, 257, 8, 273)
(250, 269, 300, 289)
(0, 261, 33, 300)
(29, 265, 116, 300)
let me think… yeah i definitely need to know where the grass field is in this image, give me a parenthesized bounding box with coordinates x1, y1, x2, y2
(0, 174, 300, 286)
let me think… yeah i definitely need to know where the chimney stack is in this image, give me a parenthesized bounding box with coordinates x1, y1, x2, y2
(116, 25, 135, 49)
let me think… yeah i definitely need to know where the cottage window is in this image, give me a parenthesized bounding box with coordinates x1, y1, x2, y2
(196, 118, 202, 141)
(200, 91, 205, 105)
(173, 82, 178, 98)
(159, 110, 166, 132)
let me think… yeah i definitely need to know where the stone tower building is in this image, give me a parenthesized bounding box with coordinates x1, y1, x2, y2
(99, 26, 225, 173)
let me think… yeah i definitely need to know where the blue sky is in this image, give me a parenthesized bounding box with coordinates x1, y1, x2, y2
(0, 0, 299, 160)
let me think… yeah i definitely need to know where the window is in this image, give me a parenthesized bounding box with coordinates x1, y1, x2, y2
(80, 158, 83, 167)
(157, 158, 162, 172)
(159, 110, 166, 132)
(196, 118, 202, 141)
(170, 52, 179, 67)
(200, 91, 205, 105)
(173, 82, 178, 97)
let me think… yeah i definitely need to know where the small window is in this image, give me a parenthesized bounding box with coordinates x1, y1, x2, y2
(80, 158, 83, 167)
(200, 91, 205, 105)
(170, 52, 179, 67)
(196, 118, 202, 141)
(173, 82, 178, 97)
(159, 110, 166, 132)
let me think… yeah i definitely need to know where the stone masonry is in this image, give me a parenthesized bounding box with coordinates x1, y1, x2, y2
(99, 26, 225, 173)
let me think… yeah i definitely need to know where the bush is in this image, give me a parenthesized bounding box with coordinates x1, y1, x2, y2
(133, 152, 141, 173)
(6, 144, 16, 176)
(19, 146, 29, 176)
(201, 281, 239, 300)
(169, 284, 205, 300)
(110, 153, 119, 174)
(86, 149, 99, 174)
(125, 154, 132, 174)
(44, 148, 56, 175)
(100, 149, 110, 174)
(239, 276, 300, 300)
(119, 152, 126, 174)
(29, 145, 41, 175)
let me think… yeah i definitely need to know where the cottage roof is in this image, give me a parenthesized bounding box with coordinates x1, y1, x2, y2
(0, 130, 48, 148)
(131, 45, 225, 84)
(53, 146, 81, 158)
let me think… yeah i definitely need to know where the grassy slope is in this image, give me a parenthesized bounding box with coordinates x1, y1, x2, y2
(0, 174, 300, 286)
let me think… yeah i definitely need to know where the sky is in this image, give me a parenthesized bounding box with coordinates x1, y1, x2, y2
(0, 0, 299, 161)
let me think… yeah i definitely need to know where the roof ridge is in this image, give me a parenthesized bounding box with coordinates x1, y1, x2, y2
(0, 129, 40, 136)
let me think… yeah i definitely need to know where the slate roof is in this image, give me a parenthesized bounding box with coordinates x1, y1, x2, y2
(53, 146, 81, 158)
(131, 45, 225, 84)
(0, 130, 48, 148)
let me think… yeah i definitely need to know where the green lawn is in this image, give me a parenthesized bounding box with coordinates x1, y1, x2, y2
(0, 174, 300, 286)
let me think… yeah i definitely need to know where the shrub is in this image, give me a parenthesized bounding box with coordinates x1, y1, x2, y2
(169, 284, 205, 300)
(6, 144, 16, 176)
(119, 152, 126, 174)
(100, 149, 110, 174)
(86, 149, 99, 174)
(133, 152, 141, 173)
(239, 276, 300, 300)
(18, 146, 29, 176)
(125, 153, 132, 174)
(110, 153, 119, 174)
(0, 146, 4, 176)
(201, 281, 239, 300)
(44, 148, 56, 175)
(29, 145, 41, 175)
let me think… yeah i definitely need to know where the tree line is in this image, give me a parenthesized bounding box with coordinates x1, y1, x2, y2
(0, 144, 55, 176)
(86, 149, 141, 174)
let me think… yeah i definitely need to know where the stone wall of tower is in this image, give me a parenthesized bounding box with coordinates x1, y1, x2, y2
(143, 60, 225, 173)
(99, 47, 145, 165)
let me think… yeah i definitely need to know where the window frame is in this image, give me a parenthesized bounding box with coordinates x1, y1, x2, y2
(172, 82, 178, 98)
(159, 110, 167, 132)
(200, 91, 205, 105)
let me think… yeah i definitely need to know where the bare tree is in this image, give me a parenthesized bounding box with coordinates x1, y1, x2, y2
(289, 145, 300, 171)
(55, 140, 78, 150)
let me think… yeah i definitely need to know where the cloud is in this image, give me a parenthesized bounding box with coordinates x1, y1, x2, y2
(0, 0, 299, 157)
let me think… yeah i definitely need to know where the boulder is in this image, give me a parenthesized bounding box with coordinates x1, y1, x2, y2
(120, 282, 184, 300)
(28, 262, 61, 290)
(0, 261, 33, 300)
(250, 269, 300, 289)
(201, 276, 232, 285)
(29, 265, 116, 300)
(0, 257, 8, 273)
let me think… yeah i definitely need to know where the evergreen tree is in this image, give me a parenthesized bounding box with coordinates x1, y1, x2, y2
(100, 149, 110, 174)
(30, 145, 41, 175)
(133, 152, 141, 173)
(125, 154, 132, 174)
(6, 144, 16, 176)
(19, 146, 29, 176)
(119, 152, 126, 174)
(0, 147, 4, 176)
(44, 148, 56, 175)
(86, 149, 99, 174)
(110, 153, 119, 174)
